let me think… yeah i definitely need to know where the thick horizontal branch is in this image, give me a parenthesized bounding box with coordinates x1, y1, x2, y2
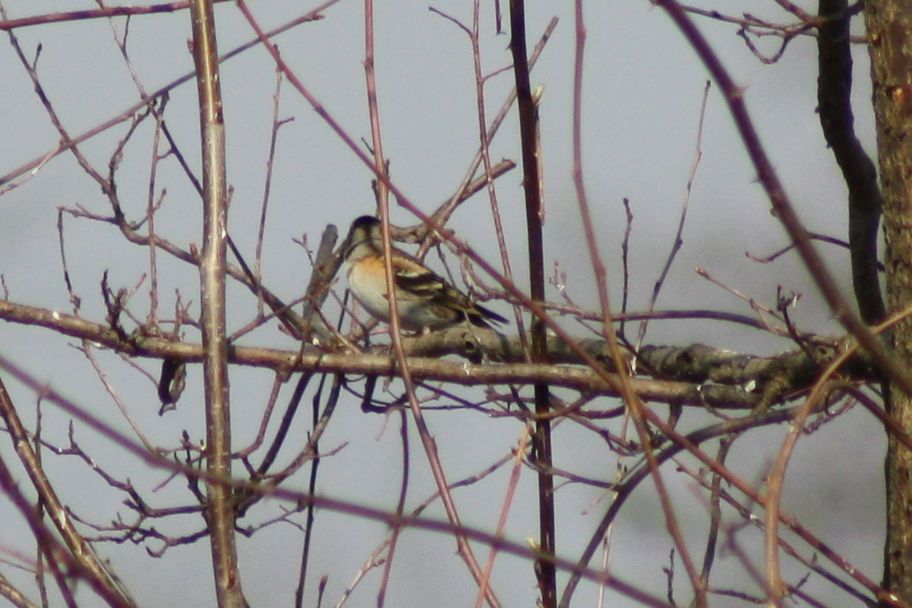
(0, 300, 871, 409)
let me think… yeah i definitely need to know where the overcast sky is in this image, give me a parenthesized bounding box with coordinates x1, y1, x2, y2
(0, 1, 885, 606)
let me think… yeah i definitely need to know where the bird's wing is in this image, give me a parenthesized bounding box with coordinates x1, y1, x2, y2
(386, 255, 445, 300)
(391, 251, 507, 327)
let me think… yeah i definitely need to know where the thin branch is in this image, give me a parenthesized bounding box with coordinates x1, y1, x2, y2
(507, 5, 555, 603)
(0, 1, 230, 30)
(656, 0, 912, 397)
(187, 1, 246, 605)
(0, 378, 135, 606)
(0, 3, 335, 191)
(0, 354, 675, 608)
(635, 81, 710, 348)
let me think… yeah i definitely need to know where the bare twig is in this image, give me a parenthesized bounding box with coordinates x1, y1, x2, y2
(0, 3, 335, 190)
(635, 81, 710, 349)
(0, 378, 135, 606)
(656, 0, 912, 397)
(0, 1, 231, 30)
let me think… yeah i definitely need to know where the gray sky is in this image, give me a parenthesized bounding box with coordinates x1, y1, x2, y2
(0, 1, 884, 606)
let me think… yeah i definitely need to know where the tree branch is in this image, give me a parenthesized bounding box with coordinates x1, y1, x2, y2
(817, 0, 886, 324)
(188, 1, 246, 605)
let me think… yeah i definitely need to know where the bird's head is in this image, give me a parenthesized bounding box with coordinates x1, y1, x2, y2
(342, 215, 382, 262)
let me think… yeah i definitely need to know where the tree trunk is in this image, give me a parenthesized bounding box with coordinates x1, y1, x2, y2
(864, 1, 912, 602)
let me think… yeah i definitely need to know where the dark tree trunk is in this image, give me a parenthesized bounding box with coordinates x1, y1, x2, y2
(864, 1, 912, 602)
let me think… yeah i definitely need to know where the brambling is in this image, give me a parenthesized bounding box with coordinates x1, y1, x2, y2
(341, 215, 507, 332)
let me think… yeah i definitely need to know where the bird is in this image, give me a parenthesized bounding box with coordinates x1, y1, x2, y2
(341, 215, 507, 332)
